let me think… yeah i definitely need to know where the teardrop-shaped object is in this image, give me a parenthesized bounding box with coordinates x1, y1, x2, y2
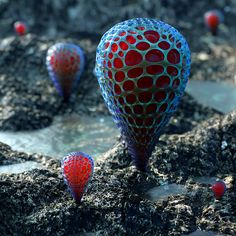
(95, 18, 191, 171)
(46, 43, 85, 101)
(61, 152, 94, 203)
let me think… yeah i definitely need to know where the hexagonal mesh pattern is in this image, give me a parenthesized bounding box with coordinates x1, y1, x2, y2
(95, 18, 191, 171)
(46, 43, 85, 101)
(61, 152, 94, 203)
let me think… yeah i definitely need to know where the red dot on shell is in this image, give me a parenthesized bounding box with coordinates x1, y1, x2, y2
(167, 49, 180, 64)
(136, 42, 150, 51)
(104, 42, 110, 49)
(111, 43, 118, 52)
(108, 61, 112, 68)
(123, 80, 135, 91)
(119, 42, 129, 50)
(146, 65, 164, 75)
(108, 70, 112, 79)
(119, 32, 126, 36)
(127, 67, 143, 78)
(156, 76, 170, 88)
(136, 26, 145, 30)
(108, 53, 113, 59)
(158, 41, 170, 50)
(114, 84, 121, 94)
(138, 91, 152, 103)
(125, 106, 132, 114)
(145, 117, 154, 126)
(118, 97, 125, 105)
(155, 91, 167, 102)
(128, 30, 137, 34)
(126, 94, 136, 104)
(146, 104, 157, 113)
(137, 35, 143, 40)
(114, 37, 120, 41)
(118, 51, 124, 57)
(134, 105, 143, 114)
(125, 50, 143, 66)
(167, 66, 178, 76)
(137, 76, 153, 89)
(135, 117, 143, 126)
(70, 56, 75, 64)
(126, 35, 136, 44)
(115, 71, 125, 82)
(144, 30, 160, 43)
(114, 58, 124, 69)
(145, 49, 164, 62)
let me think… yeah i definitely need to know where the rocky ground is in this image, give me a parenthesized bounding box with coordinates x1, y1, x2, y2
(0, 0, 236, 235)
(0, 111, 235, 235)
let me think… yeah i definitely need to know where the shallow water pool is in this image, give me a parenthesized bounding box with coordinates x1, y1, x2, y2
(0, 114, 119, 160)
(186, 80, 236, 113)
(0, 161, 43, 174)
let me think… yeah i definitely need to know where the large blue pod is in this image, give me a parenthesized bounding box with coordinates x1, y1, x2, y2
(95, 18, 191, 171)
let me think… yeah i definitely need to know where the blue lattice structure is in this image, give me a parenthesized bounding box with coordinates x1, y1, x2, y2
(95, 18, 191, 171)
(46, 43, 85, 101)
(61, 152, 94, 203)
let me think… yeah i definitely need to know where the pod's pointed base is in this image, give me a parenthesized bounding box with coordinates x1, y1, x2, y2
(211, 27, 218, 36)
(128, 146, 149, 172)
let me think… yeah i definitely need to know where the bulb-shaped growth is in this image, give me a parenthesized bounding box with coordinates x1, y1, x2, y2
(95, 18, 191, 171)
(46, 43, 85, 102)
(14, 21, 27, 36)
(211, 180, 226, 200)
(61, 152, 94, 203)
(204, 10, 223, 36)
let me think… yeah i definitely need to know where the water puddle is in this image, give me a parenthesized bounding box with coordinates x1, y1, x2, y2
(0, 161, 43, 174)
(186, 80, 236, 113)
(193, 176, 218, 185)
(183, 229, 223, 236)
(147, 183, 187, 202)
(0, 114, 119, 160)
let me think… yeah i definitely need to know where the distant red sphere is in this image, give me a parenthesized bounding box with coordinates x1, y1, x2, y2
(14, 21, 27, 36)
(205, 14, 219, 29)
(211, 181, 226, 200)
(204, 10, 224, 35)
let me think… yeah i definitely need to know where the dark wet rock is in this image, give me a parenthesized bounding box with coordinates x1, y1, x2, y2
(0, 35, 106, 131)
(0, 111, 235, 235)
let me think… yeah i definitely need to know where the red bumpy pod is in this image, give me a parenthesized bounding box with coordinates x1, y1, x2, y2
(211, 181, 226, 200)
(61, 152, 94, 203)
(204, 10, 224, 35)
(95, 18, 191, 171)
(14, 21, 27, 36)
(46, 43, 85, 102)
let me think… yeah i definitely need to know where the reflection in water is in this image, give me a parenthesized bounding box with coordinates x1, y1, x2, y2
(186, 80, 236, 113)
(0, 161, 43, 174)
(147, 183, 187, 201)
(0, 115, 119, 160)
